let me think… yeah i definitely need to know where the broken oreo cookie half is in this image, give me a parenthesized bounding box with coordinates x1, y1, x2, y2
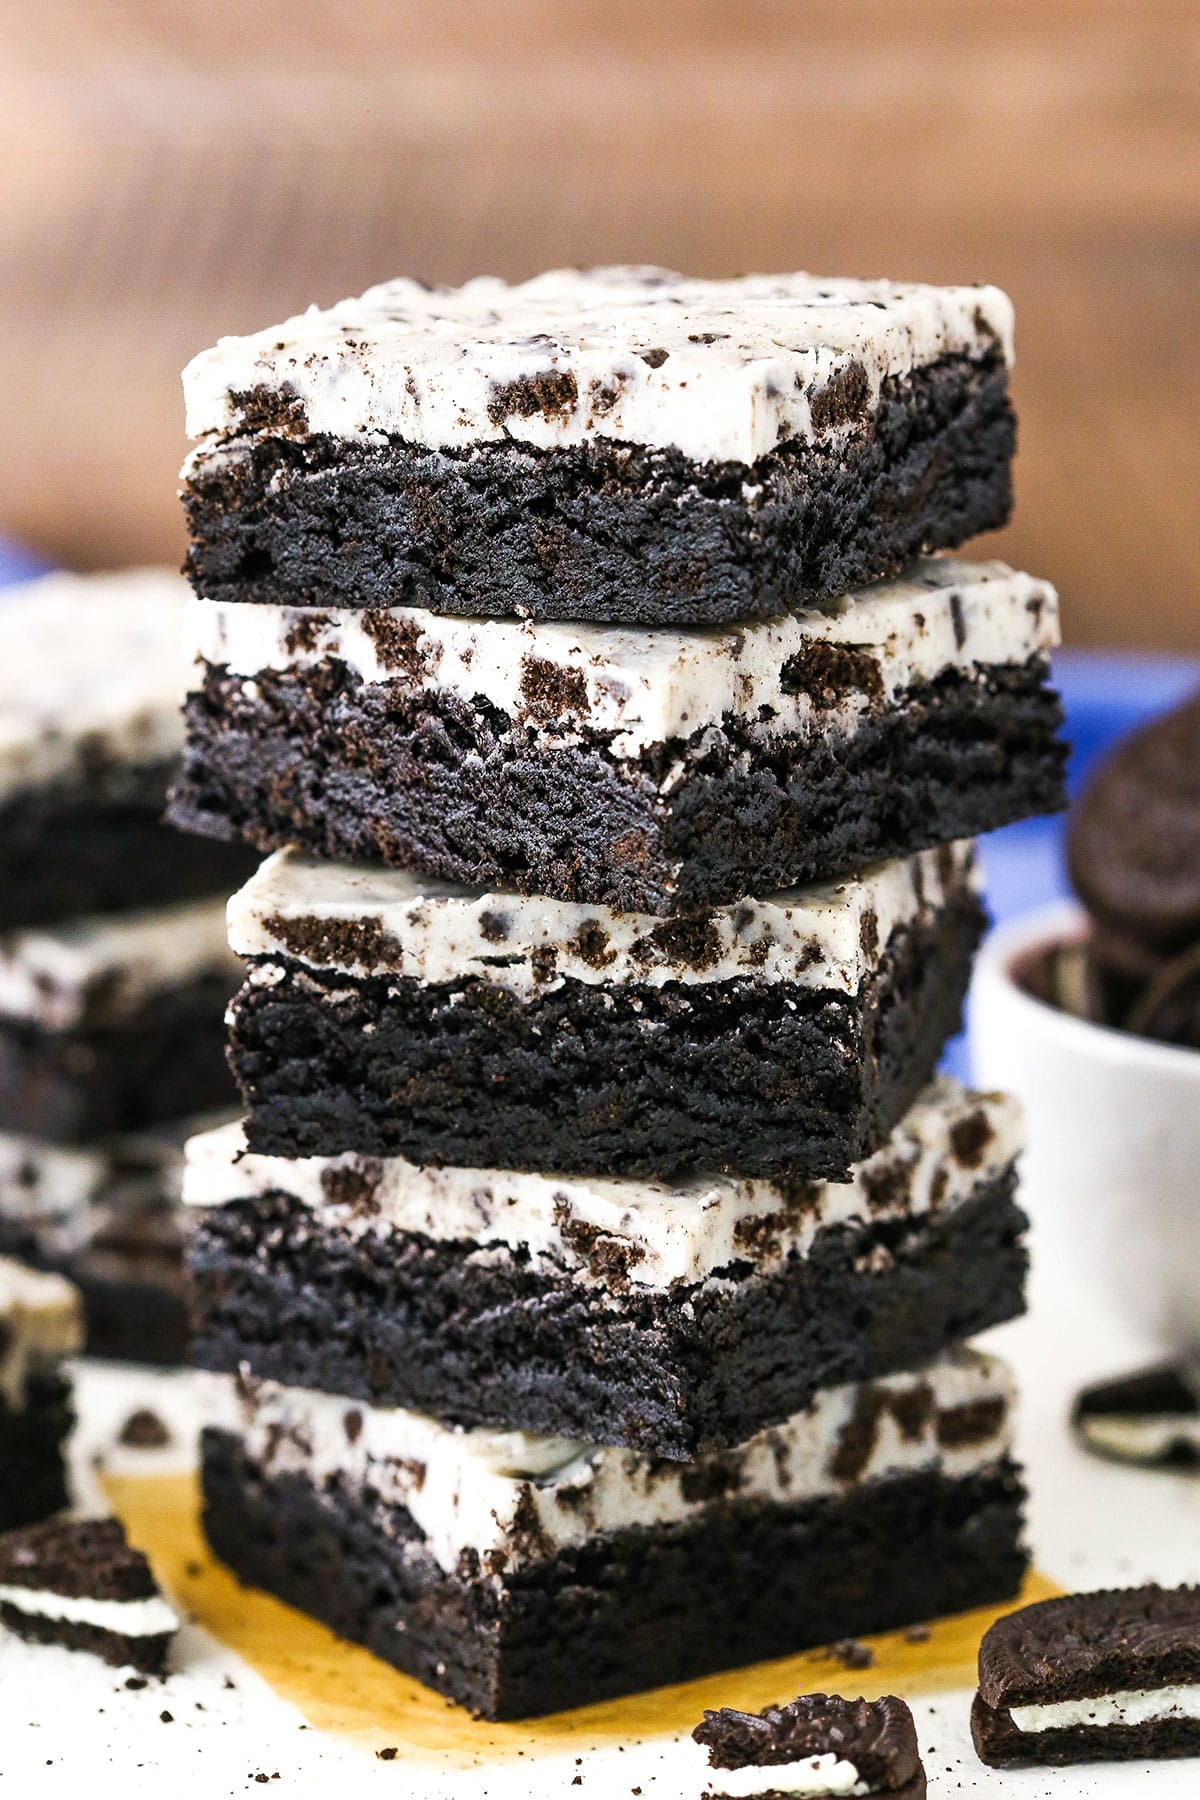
(1072, 1362, 1200, 1469)
(693, 1692, 925, 1798)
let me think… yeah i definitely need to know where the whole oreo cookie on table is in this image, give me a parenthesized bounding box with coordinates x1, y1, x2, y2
(972, 1585, 1200, 1767)
(693, 1693, 925, 1798)
(1067, 691, 1200, 1047)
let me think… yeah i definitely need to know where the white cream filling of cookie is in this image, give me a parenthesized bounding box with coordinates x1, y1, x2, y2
(183, 266, 1013, 464)
(183, 1078, 1021, 1290)
(0, 569, 189, 806)
(227, 841, 976, 997)
(1009, 1683, 1200, 1734)
(0, 1256, 83, 1408)
(703, 1755, 868, 1798)
(0, 1585, 178, 1637)
(228, 1347, 1014, 1576)
(0, 897, 239, 1031)
(186, 558, 1057, 762)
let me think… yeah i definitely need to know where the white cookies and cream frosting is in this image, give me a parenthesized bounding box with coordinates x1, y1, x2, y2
(187, 558, 1058, 761)
(0, 897, 239, 1032)
(226, 1347, 1015, 1578)
(182, 267, 1013, 466)
(183, 1079, 1020, 1291)
(0, 1585, 178, 1637)
(1008, 1685, 1200, 1734)
(227, 841, 976, 1000)
(0, 569, 189, 805)
(701, 1756, 870, 1799)
(0, 1257, 83, 1408)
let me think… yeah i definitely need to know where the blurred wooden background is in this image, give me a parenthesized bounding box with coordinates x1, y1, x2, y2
(2, 0, 1197, 646)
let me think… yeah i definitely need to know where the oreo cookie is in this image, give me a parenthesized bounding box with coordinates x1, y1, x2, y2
(694, 1693, 926, 1797)
(1069, 692, 1200, 951)
(972, 1586, 1200, 1766)
(1073, 1363, 1200, 1469)
(1067, 691, 1200, 1046)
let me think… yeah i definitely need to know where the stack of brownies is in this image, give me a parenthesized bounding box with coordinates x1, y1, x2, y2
(172, 269, 1067, 1718)
(0, 570, 248, 1363)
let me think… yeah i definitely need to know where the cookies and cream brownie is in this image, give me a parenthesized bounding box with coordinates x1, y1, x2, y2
(172, 558, 1065, 912)
(693, 1694, 926, 1800)
(0, 1119, 223, 1365)
(0, 897, 240, 1143)
(180, 267, 1015, 627)
(972, 1586, 1200, 1767)
(200, 1347, 1026, 1718)
(0, 1258, 82, 1531)
(0, 1516, 177, 1674)
(224, 841, 984, 1178)
(0, 569, 253, 928)
(184, 1080, 1027, 1456)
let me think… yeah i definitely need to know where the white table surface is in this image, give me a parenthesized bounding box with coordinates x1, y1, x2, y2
(3, 1222, 1197, 1797)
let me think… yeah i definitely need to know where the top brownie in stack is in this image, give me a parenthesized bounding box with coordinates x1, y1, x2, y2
(179, 267, 1016, 625)
(0, 569, 254, 928)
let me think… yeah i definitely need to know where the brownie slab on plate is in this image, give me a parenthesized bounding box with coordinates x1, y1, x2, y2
(184, 1079, 1027, 1456)
(201, 1347, 1027, 1718)
(973, 1585, 1200, 1767)
(0, 1258, 82, 1531)
(0, 898, 240, 1142)
(0, 568, 254, 929)
(224, 841, 984, 1179)
(172, 557, 1065, 912)
(180, 267, 1015, 626)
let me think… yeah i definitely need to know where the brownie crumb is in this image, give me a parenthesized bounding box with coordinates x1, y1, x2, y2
(125, 1676, 148, 1691)
(160, 1709, 174, 1723)
(118, 1408, 171, 1450)
(376, 1747, 399, 1761)
(828, 1637, 875, 1669)
(903, 1623, 933, 1643)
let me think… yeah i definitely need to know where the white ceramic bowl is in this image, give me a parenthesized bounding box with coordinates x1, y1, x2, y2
(969, 899, 1200, 1350)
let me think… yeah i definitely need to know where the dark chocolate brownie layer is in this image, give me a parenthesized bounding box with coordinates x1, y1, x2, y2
(201, 1431, 1027, 1718)
(0, 760, 256, 931)
(186, 1172, 1026, 1456)
(228, 894, 984, 1178)
(0, 1373, 73, 1531)
(0, 976, 236, 1143)
(171, 655, 1064, 915)
(183, 353, 1013, 625)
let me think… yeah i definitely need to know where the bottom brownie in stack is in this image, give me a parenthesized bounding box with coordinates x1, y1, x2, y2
(201, 1347, 1026, 1718)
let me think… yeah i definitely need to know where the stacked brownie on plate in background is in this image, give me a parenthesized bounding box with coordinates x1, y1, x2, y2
(0, 570, 251, 1364)
(172, 268, 1067, 1718)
